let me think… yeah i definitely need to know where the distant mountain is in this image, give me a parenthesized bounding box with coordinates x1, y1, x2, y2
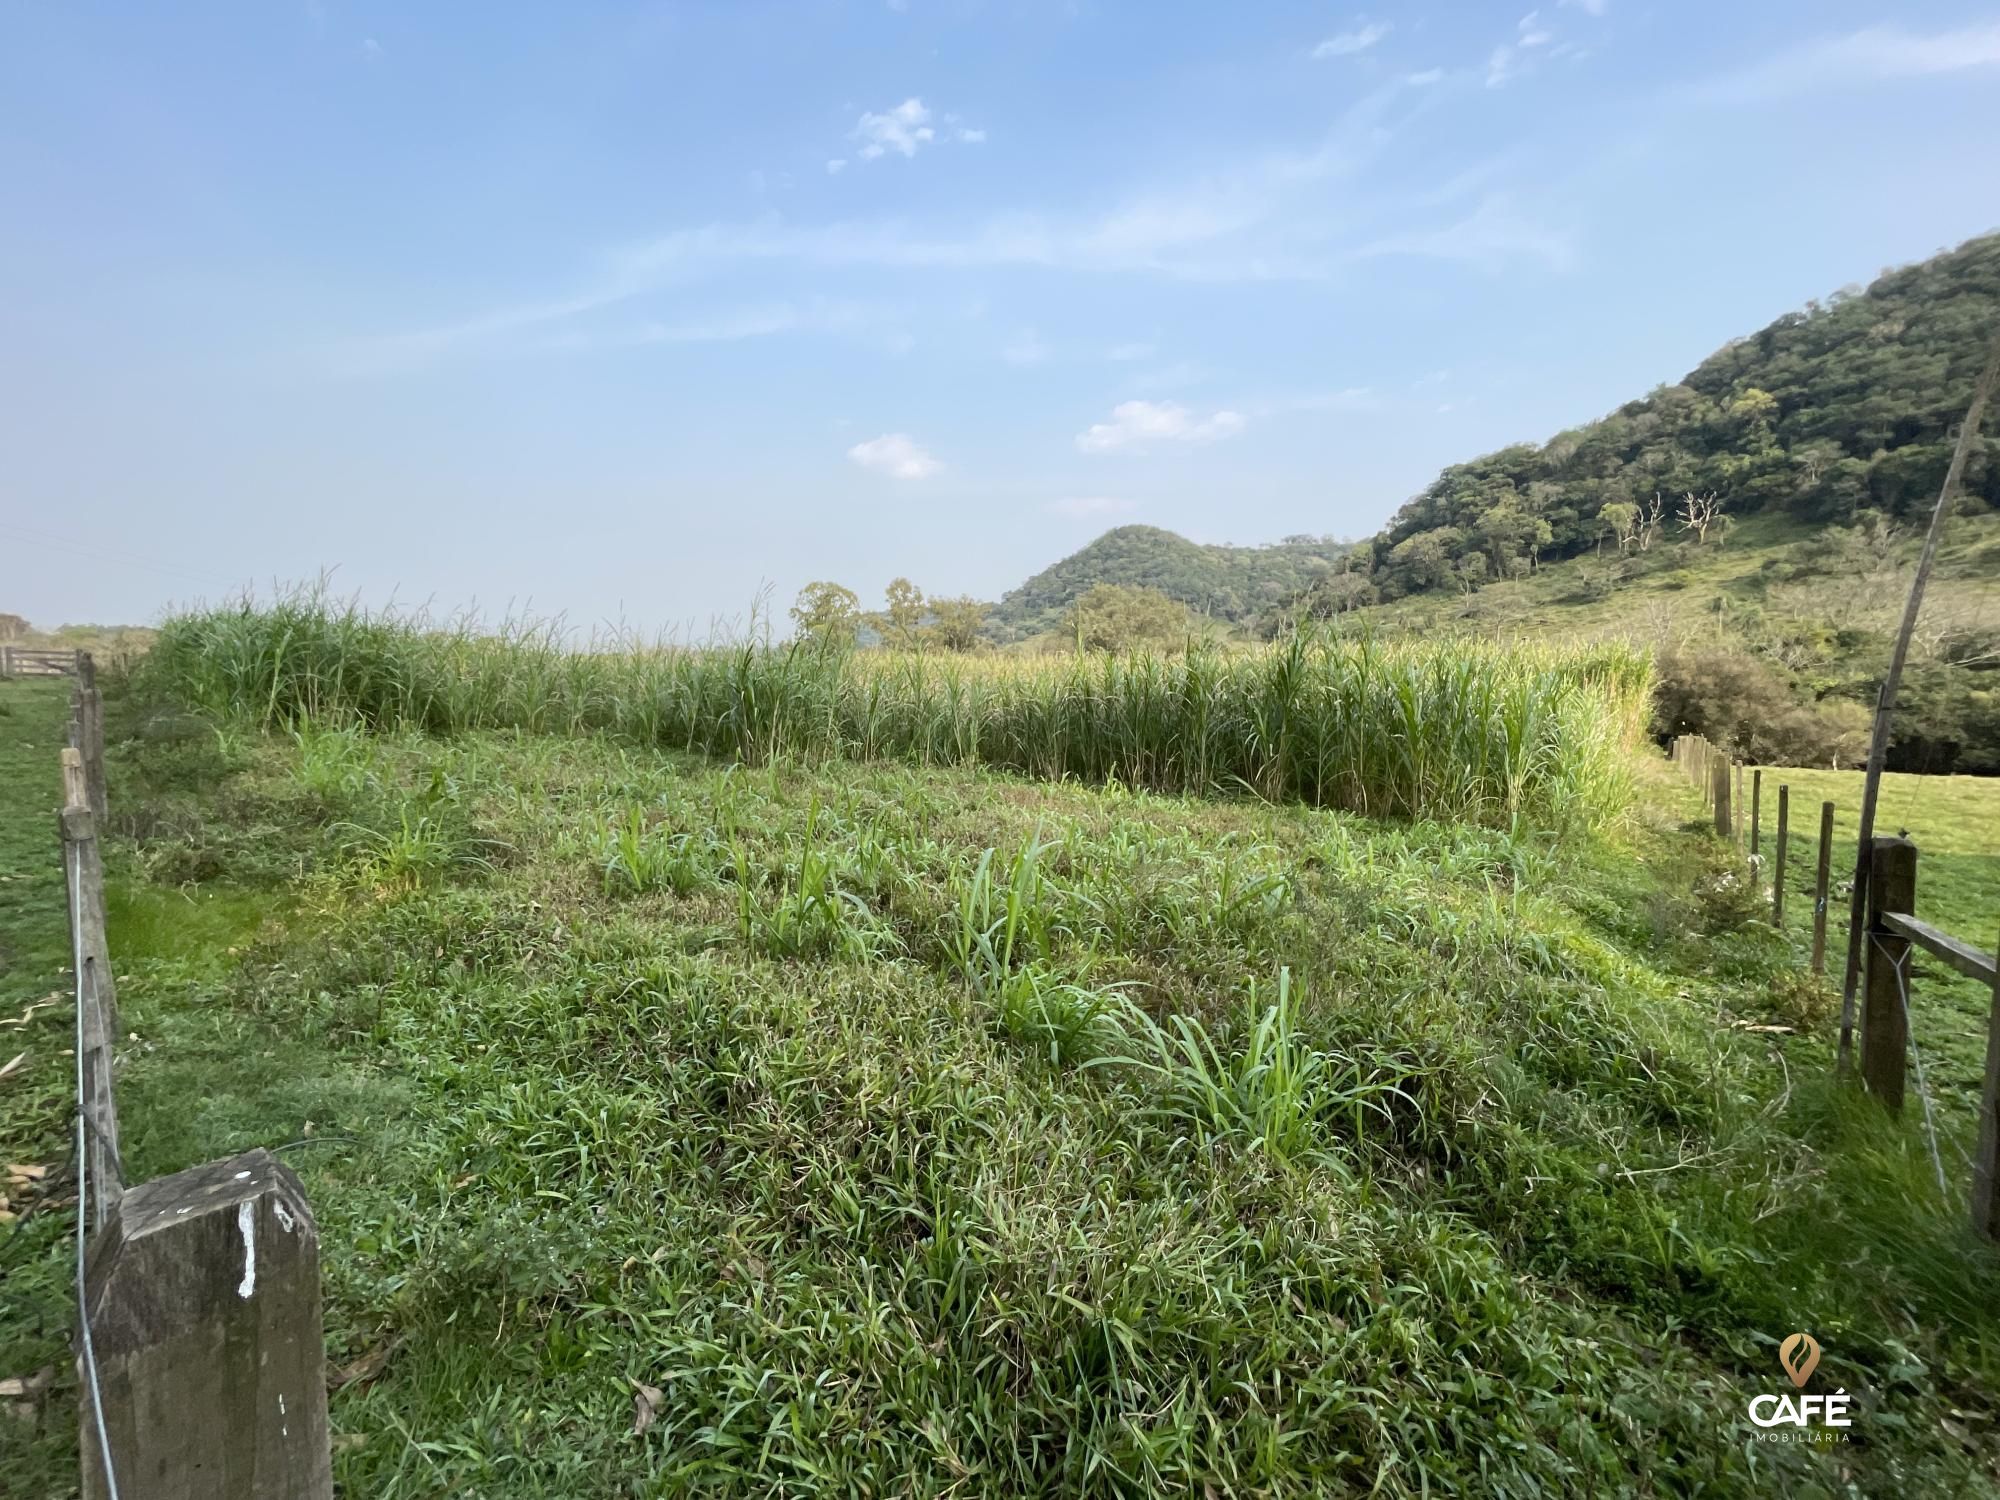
(986, 525, 1350, 642)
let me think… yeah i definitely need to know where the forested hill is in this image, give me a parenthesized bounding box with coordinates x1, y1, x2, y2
(1325, 231, 2000, 608)
(986, 526, 1348, 642)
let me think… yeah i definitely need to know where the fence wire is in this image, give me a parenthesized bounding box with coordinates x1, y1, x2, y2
(1872, 931, 1952, 1195)
(66, 839, 122, 1500)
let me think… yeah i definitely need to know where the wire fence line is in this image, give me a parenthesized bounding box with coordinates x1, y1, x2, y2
(67, 836, 122, 1500)
(48, 656, 337, 1498)
(1670, 732, 2000, 1241)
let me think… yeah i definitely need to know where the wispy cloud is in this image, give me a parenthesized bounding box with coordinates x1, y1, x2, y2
(848, 433, 940, 479)
(1558, 0, 1606, 13)
(1351, 195, 1577, 273)
(1002, 328, 1050, 366)
(1696, 22, 2000, 104)
(1048, 496, 1138, 518)
(1487, 11, 1557, 87)
(337, 75, 1565, 370)
(850, 98, 984, 161)
(1077, 400, 1245, 454)
(1313, 20, 1390, 59)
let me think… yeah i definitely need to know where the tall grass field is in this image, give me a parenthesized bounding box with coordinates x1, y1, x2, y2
(141, 594, 1650, 831)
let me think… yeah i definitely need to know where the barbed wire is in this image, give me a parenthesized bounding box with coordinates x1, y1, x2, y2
(66, 840, 122, 1500)
(1873, 931, 1950, 1195)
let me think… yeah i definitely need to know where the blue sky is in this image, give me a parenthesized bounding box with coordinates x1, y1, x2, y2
(5, 1, 1998, 635)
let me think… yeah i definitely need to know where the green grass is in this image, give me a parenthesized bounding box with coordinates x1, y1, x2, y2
(1744, 763, 2000, 1121)
(0, 681, 87, 1494)
(45, 682, 2000, 1497)
(138, 592, 1652, 832)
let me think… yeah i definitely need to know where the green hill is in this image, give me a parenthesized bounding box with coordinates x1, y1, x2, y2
(1345, 230, 1999, 606)
(986, 525, 1348, 642)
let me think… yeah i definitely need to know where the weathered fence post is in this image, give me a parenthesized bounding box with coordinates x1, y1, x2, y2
(1750, 768, 1762, 860)
(70, 678, 108, 823)
(0, 642, 13, 678)
(1712, 754, 1732, 837)
(59, 748, 123, 1231)
(1773, 785, 1789, 926)
(1860, 835, 1916, 1113)
(82, 1149, 335, 1500)
(1975, 930, 2000, 1243)
(1734, 762, 1746, 844)
(1811, 800, 1835, 974)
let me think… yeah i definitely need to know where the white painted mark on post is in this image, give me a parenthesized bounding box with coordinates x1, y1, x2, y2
(236, 1199, 257, 1298)
(274, 1200, 296, 1234)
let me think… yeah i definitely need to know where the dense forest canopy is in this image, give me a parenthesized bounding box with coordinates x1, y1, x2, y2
(1342, 232, 2000, 606)
(986, 525, 1349, 642)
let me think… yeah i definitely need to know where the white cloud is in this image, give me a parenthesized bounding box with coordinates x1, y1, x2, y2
(1558, 0, 1605, 12)
(1106, 342, 1156, 362)
(848, 433, 940, 479)
(360, 37, 382, 58)
(1313, 21, 1390, 59)
(1697, 22, 2000, 104)
(1048, 496, 1138, 518)
(855, 98, 935, 159)
(826, 158, 847, 175)
(956, 126, 987, 144)
(1077, 400, 1245, 454)
(1405, 67, 1445, 85)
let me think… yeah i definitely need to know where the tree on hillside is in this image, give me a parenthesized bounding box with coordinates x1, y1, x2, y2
(1677, 490, 1727, 545)
(0, 613, 27, 641)
(925, 596, 987, 652)
(1064, 584, 1191, 653)
(1597, 501, 1639, 554)
(790, 582, 861, 648)
(1361, 231, 2000, 598)
(881, 577, 926, 648)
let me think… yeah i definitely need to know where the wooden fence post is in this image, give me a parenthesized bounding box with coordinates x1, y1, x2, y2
(1811, 800, 1835, 974)
(1712, 754, 1732, 837)
(59, 748, 123, 1231)
(70, 682, 108, 823)
(1975, 930, 2000, 1242)
(0, 643, 13, 678)
(82, 1149, 334, 1499)
(1750, 768, 1762, 861)
(1860, 835, 1916, 1113)
(1734, 762, 1746, 844)
(1773, 785, 1789, 926)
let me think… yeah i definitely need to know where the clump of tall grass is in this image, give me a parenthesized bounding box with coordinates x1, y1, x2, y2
(143, 587, 1650, 830)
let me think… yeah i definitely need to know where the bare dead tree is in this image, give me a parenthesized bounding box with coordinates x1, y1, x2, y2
(1640, 491, 1667, 551)
(1676, 490, 1726, 545)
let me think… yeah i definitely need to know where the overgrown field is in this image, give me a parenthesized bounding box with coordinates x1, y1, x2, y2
(5, 656, 2000, 1496)
(144, 597, 1649, 830)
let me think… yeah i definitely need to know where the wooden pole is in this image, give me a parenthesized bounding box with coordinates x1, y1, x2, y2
(1840, 327, 2000, 1070)
(1712, 754, 1732, 837)
(1974, 929, 2000, 1242)
(1750, 768, 1762, 861)
(1811, 800, 1835, 975)
(1773, 784, 1789, 926)
(81, 1149, 334, 1499)
(1734, 762, 1746, 845)
(1860, 835, 1917, 1113)
(60, 749, 122, 1231)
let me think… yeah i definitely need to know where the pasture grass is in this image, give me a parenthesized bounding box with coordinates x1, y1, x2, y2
(20, 685, 1997, 1496)
(1739, 764, 2000, 1121)
(138, 592, 1652, 832)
